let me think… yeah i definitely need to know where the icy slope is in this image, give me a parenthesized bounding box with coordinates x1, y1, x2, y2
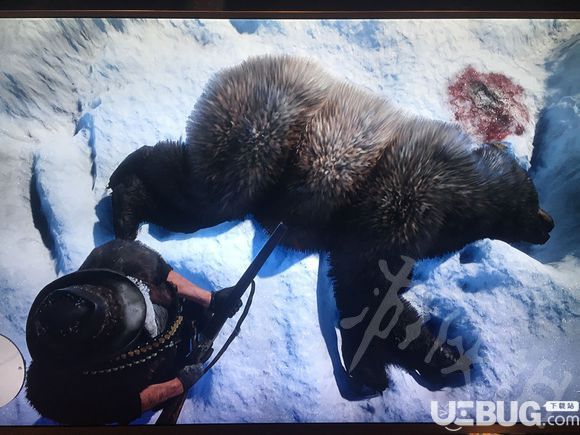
(530, 35, 580, 263)
(0, 19, 578, 425)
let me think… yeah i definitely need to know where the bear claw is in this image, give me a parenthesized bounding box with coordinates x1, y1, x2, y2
(408, 342, 472, 391)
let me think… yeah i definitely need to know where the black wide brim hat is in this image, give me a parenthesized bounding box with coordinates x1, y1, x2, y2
(26, 269, 146, 367)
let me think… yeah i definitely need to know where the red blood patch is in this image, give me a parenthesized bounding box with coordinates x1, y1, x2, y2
(448, 66, 529, 142)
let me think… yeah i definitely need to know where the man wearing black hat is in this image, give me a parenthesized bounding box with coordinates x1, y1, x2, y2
(25, 239, 241, 425)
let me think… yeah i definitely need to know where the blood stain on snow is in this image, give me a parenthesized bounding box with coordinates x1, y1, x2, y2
(448, 66, 529, 142)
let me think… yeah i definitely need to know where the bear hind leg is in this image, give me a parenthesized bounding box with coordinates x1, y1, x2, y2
(330, 253, 470, 394)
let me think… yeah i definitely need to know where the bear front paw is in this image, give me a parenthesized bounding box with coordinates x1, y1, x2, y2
(111, 180, 145, 240)
(408, 341, 472, 391)
(346, 356, 389, 396)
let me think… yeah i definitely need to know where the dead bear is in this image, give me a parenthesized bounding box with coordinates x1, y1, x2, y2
(108, 55, 554, 395)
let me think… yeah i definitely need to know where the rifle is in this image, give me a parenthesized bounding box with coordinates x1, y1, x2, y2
(155, 222, 287, 425)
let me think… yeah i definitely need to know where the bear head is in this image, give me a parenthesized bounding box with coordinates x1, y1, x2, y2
(472, 142, 554, 246)
(349, 139, 554, 261)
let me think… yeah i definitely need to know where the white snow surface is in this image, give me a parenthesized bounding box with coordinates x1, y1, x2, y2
(0, 18, 578, 425)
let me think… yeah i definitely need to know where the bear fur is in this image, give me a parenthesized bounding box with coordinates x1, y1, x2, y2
(109, 55, 554, 394)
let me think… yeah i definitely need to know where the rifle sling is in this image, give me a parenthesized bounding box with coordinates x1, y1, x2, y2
(155, 280, 256, 425)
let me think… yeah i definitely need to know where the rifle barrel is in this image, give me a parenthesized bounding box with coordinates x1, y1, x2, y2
(155, 222, 287, 425)
(202, 222, 287, 341)
(234, 223, 287, 293)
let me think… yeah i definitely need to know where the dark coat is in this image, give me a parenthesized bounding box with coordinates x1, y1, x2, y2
(26, 240, 186, 425)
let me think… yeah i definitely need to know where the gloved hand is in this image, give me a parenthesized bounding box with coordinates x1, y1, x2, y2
(177, 363, 204, 391)
(209, 286, 243, 319)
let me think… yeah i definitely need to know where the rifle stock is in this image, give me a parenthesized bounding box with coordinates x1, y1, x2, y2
(155, 393, 187, 425)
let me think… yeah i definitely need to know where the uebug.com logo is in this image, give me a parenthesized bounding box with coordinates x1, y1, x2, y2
(431, 400, 580, 431)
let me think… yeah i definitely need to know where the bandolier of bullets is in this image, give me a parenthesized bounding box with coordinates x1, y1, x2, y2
(82, 315, 184, 376)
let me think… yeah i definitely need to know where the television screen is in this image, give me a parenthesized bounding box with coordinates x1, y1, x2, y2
(0, 17, 579, 430)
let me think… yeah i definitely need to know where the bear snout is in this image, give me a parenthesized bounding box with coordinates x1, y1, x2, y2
(534, 208, 554, 244)
(538, 208, 554, 231)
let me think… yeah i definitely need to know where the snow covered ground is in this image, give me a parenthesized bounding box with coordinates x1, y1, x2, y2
(0, 18, 578, 425)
